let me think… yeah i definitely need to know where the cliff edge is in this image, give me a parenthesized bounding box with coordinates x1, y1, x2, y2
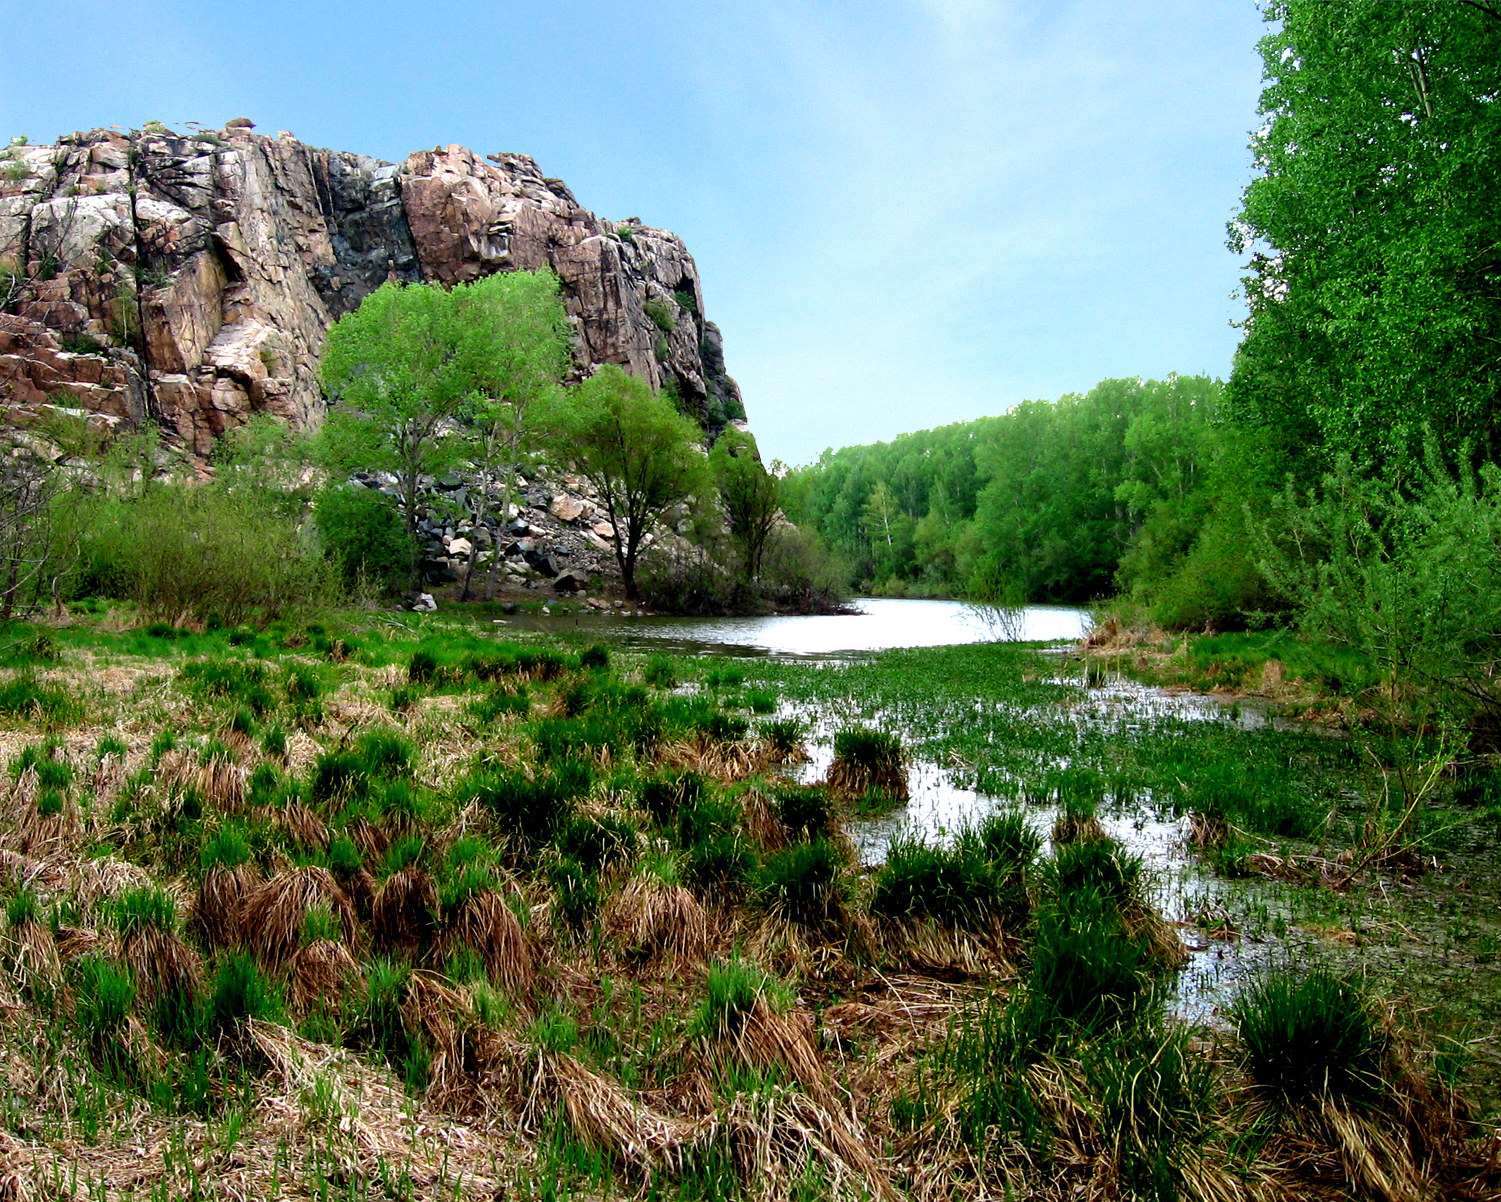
(0, 121, 744, 455)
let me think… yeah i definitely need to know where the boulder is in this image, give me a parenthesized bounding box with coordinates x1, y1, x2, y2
(447, 537, 473, 558)
(552, 569, 588, 593)
(410, 593, 437, 612)
(549, 494, 585, 522)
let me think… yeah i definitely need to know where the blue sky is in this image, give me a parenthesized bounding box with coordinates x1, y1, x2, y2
(0, 0, 1268, 465)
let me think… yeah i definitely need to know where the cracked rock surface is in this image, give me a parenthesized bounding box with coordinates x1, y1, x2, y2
(0, 124, 745, 455)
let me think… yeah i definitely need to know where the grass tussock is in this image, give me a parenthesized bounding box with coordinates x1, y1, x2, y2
(825, 726, 907, 801)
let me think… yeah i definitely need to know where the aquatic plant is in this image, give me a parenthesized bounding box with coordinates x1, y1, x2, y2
(826, 726, 907, 801)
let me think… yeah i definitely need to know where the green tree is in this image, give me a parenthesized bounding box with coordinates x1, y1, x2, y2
(709, 427, 781, 584)
(451, 271, 573, 601)
(1230, 1, 1501, 473)
(318, 281, 475, 591)
(541, 366, 707, 600)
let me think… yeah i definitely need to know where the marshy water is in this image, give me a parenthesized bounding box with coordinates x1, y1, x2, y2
(501, 596, 1501, 1100)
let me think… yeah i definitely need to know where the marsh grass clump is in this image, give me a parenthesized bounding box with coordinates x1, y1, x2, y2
(964, 810, 1042, 878)
(0, 673, 80, 725)
(689, 958, 789, 1042)
(758, 717, 807, 762)
(310, 728, 416, 804)
(466, 685, 529, 724)
(550, 857, 601, 932)
(642, 654, 679, 689)
(826, 726, 907, 801)
(1052, 792, 1105, 845)
(773, 783, 835, 840)
(754, 839, 849, 931)
(464, 759, 591, 843)
(71, 955, 138, 1076)
(208, 950, 284, 1034)
(580, 644, 610, 671)
(179, 660, 276, 714)
(869, 833, 1009, 933)
(556, 814, 637, 873)
(1231, 970, 1382, 1102)
(639, 770, 706, 825)
(1025, 889, 1152, 1030)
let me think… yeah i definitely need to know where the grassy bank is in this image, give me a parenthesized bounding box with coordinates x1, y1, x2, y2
(0, 611, 1492, 1200)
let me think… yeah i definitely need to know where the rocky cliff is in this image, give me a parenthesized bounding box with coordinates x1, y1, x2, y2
(0, 121, 744, 455)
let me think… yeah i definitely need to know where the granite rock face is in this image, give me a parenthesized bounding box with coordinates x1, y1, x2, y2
(0, 123, 744, 456)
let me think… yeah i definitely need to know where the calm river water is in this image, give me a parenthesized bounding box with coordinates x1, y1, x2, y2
(507, 597, 1088, 656)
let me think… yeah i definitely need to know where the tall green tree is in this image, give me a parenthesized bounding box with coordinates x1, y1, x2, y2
(709, 427, 781, 585)
(450, 271, 573, 601)
(319, 281, 475, 591)
(541, 365, 706, 600)
(1230, 0, 1501, 472)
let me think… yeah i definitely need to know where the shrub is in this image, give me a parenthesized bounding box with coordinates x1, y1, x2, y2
(1231, 970, 1381, 1102)
(313, 485, 414, 596)
(644, 297, 676, 334)
(77, 484, 336, 625)
(754, 840, 847, 929)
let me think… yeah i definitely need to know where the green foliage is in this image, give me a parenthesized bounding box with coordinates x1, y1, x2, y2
(74, 483, 336, 625)
(73, 956, 136, 1066)
(773, 784, 834, 840)
(1231, 970, 1381, 1102)
(539, 365, 708, 600)
(313, 486, 414, 596)
(783, 374, 1223, 602)
(710, 427, 781, 583)
(643, 298, 676, 334)
(1230, 1, 1501, 472)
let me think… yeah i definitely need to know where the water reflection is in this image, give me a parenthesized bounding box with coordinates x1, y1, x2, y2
(503, 598, 1087, 657)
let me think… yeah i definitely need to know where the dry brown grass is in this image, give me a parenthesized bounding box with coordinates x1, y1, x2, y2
(738, 787, 789, 850)
(450, 888, 533, 997)
(3, 918, 60, 995)
(603, 873, 709, 966)
(1052, 809, 1107, 844)
(193, 861, 258, 949)
(120, 926, 202, 1012)
(244, 867, 360, 970)
(287, 937, 363, 1017)
(371, 867, 438, 955)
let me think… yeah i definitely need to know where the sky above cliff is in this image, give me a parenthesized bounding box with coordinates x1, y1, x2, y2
(1, 0, 1267, 465)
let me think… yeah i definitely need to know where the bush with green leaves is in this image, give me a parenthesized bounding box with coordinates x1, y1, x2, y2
(313, 484, 415, 596)
(75, 483, 336, 625)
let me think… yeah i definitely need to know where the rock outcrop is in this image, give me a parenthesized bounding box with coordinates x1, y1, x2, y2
(0, 122, 745, 455)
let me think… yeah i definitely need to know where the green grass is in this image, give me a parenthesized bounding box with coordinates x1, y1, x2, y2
(689, 959, 787, 1041)
(754, 839, 847, 929)
(1231, 970, 1382, 1102)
